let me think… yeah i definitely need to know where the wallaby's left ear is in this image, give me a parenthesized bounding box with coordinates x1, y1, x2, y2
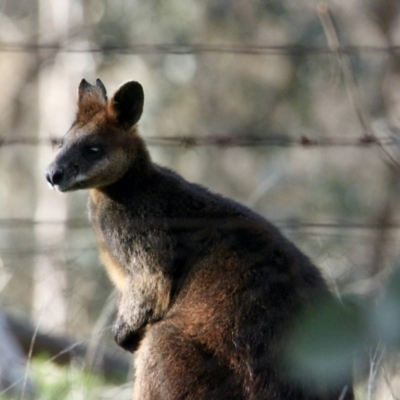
(109, 81, 144, 129)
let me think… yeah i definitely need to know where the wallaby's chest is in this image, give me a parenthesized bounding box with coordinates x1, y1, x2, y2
(88, 189, 172, 279)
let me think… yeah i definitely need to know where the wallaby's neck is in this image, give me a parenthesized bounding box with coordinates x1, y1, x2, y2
(96, 135, 153, 202)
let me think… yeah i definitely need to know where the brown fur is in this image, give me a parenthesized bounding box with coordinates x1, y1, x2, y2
(45, 79, 354, 400)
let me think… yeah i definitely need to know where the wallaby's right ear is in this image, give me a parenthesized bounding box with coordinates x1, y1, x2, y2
(109, 81, 144, 129)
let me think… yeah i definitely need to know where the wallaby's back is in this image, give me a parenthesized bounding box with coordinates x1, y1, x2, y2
(45, 79, 354, 400)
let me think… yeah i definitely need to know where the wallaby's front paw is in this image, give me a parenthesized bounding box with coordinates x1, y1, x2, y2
(112, 316, 144, 353)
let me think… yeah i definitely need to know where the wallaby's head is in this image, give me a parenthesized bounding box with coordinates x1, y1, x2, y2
(45, 79, 145, 192)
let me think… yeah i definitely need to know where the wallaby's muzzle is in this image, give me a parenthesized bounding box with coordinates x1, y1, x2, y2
(45, 166, 64, 187)
(45, 162, 73, 191)
(45, 154, 81, 192)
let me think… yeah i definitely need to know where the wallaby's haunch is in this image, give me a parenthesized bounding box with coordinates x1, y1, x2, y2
(45, 79, 353, 400)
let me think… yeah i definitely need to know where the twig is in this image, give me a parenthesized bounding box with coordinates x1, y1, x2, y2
(317, 3, 400, 172)
(84, 290, 119, 373)
(367, 342, 386, 400)
(338, 385, 350, 400)
(20, 309, 42, 400)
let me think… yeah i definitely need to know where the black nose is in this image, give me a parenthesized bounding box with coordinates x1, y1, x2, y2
(46, 167, 64, 186)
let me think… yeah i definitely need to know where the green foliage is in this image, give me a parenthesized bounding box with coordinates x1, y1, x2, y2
(286, 265, 400, 390)
(31, 358, 102, 400)
(0, 357, 113, 400)
(372, 266, 400, 347)
(285, 296, 362, 390)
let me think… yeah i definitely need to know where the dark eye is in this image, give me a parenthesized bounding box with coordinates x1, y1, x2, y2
(84, 145, 104, 160)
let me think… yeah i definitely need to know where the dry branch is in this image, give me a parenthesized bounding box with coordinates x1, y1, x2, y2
(5, 313, 130, 382)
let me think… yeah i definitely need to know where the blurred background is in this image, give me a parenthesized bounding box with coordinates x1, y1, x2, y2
(1, 0, 400, 398)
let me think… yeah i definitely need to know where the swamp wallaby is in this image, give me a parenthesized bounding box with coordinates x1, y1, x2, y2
(45, 79, 353, 400)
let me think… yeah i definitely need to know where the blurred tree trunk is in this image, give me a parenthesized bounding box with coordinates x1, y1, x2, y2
(33, 0, 70, 334)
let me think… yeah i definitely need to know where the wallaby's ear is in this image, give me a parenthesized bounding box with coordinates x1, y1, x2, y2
(109, 81, 144, 129)
(78, 78, 91, 101)
(95, 78, 107, 100)
(78, 78, 107, 104)
(77, 79, 108, 122)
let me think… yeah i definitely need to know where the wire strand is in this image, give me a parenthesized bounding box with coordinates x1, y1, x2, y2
(1, 42, 400, 56)
(0, 134, 395, 148)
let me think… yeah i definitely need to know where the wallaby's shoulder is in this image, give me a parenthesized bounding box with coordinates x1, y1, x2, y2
(145, 163, 267, 223)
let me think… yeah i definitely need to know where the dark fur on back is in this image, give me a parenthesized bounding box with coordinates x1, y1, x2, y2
(46, 79, 354, 400)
